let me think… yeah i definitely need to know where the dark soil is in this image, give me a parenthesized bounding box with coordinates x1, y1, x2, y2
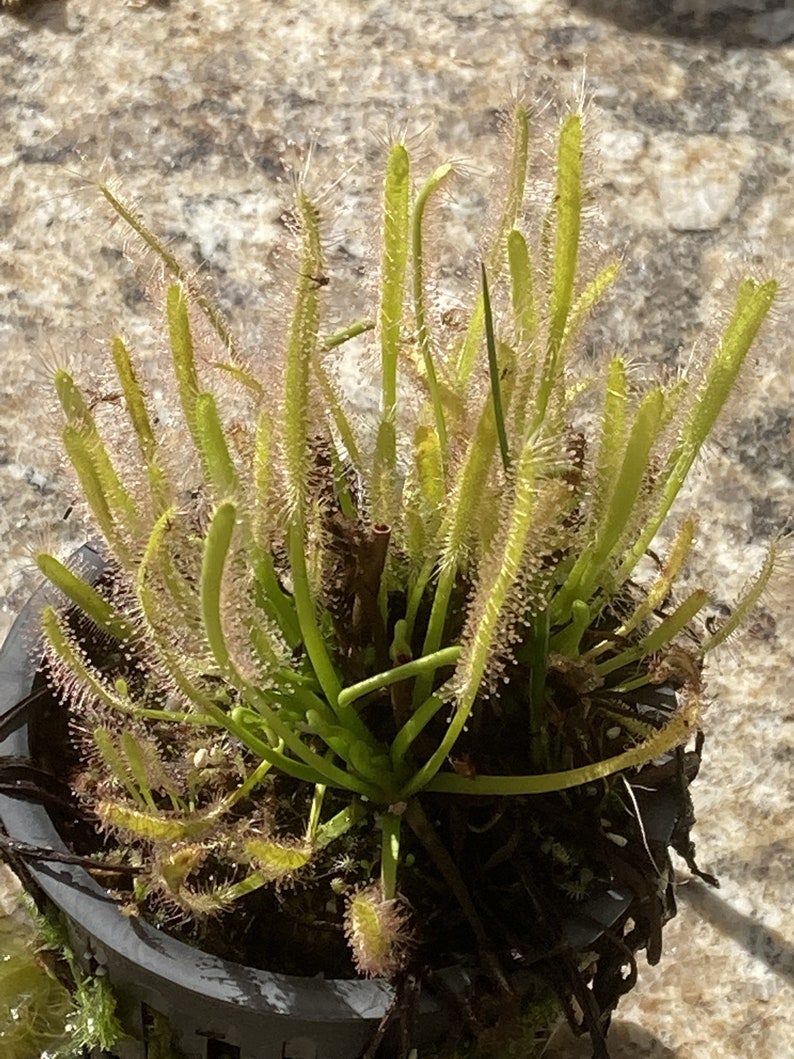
(17, 660, 714, 1058)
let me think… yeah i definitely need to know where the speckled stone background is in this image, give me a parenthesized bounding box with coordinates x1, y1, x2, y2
(1, 1, 792, 1056)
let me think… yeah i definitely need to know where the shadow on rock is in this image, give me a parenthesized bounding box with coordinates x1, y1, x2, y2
(568, 0, 794, 48)
(679, 878, 794, 986)
(545, 1017, 679, 1057)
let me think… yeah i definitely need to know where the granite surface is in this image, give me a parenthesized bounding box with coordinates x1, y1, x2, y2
(0, 1, 792, 1056)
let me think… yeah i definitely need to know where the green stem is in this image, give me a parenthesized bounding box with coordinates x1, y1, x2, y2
(380, 811, 402, 901)
(390, 692, 446, 770)
(338, 646, 461, 710)
(423, 697, 701, 796)
(287, 520, 342, 708)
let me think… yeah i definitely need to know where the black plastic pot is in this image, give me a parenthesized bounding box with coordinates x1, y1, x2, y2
(0, 546, 682, 1059)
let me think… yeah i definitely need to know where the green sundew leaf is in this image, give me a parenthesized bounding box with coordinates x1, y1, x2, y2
(678, 282, 777, 455)
(591, 357, 628, 526)
(118, 732, 157, 810)
(41, 605, 137, 717)
(314, 800, 367, 849)
(559, 261, 620, 355)
(438, 391, 501, 566)
(243, 837, 312, 881)
(551, 598, 591, 656)
(548, 113, 583, 351)
(156, 846, 209, 898)
(414, 424, 445, 513)
(304, 709, 355, 762)
(287, 514, 344, 710)
(507, 236, 540, 442)
(555, 387, 665, 619)
(166, 284, 202, 444)
(304, 781, 326, 844)
(338, 645, 462, 710)
(456, 104, 531, 387)
(311, 354, 363, 474)
(412, 162, 455, 462)
(403, 499, 428, 567)
(372, 414, 397, 527)
(54, 368, 93, 430)
(284, 189, 324, 511)
(328, 441, 358, 520)
(349, 741, 395, 790)
(226, 706, 349, 788)
(321, 318, 376, 350)
(138, 526, 333, 786)
(533, 113, 583, 426)
(249, 616, 288, 673)
(595, 588, 709, 678)
(100, 183, 240, 361)
(135, 505, 205, 648)
(203, 521, 377, 796)
(249, 429, 301, 645)
(212, 360, 265, 397)
(298, 692, 380, 765)
(35, 553, 134, 641)
(507, 227, 537, 347)
(630, 597, 708, 681)
(55, 372, 141, 543)
(612, 516, 697, 643)
(404, 435, 544, 797)
(412, 392, 503, 704)
(345, 882, 409, 978)
(93, 728, 145, 805)
(374, 143, 411, 522)
(97, 800, 216, 842)
(61, 425, 116, 547)
(252, 407, 274, 545)
(390, 692, 446, 769)
(201, 500, 239, 675)
(424, 693, 702, 797)
(110, 336, 171, 511)
(379, 143, 411, 413)
(195, 392, 239, 498)
(497, 102, 531, 252)
(621, 279, 777, 581)
(108, 338, 153, 459)
(218, 872, 270, 903)
(700, 536, 782, 655)
(597, 708, 657, 740)
(250, 549, 301, 649)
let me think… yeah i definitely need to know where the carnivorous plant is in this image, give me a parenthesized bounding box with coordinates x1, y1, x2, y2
(34, 103, 780, 1051)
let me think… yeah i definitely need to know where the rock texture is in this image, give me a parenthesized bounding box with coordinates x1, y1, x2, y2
(1, 2, 792, 1056)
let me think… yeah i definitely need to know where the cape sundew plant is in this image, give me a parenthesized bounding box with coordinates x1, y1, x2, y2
(38, 105, 779, 991)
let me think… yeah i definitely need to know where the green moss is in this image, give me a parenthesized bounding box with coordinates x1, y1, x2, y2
(0, 906, 71, 1057)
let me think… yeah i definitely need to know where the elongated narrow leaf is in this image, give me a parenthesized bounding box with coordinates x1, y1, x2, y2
(36, 553, 134, 641)
(456, 104, 531, 386)
(412, 162, 455, 462)
(284, 190, 323, 512)
(195, 392, 239, 498)
(167, 284, 201, 445)
(110, 336, 170, 510)
(373, 143, 410, 523)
